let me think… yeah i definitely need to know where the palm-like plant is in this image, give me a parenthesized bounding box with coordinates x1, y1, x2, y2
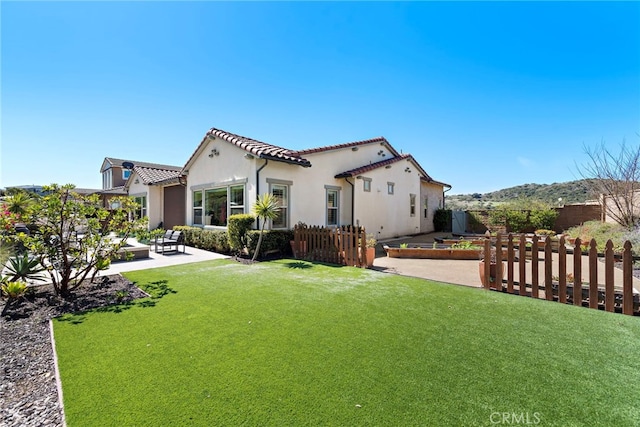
(4, 253, 46, 283)
(5, 191, 34, 216)
(251, 193, 280, 262)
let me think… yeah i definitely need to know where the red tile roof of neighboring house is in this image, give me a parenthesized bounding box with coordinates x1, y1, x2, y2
(133, 165, 183, 186)
(294, 137, 401, 157)
(183, 128, 312, 170)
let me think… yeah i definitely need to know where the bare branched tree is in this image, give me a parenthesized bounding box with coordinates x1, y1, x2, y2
(579, 139, 640, 229)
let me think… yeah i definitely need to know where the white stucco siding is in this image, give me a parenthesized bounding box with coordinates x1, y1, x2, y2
(185, 140, 256, 227)
(127, 174, 163, 230)
(303, 143, 394, 174)
(420, 181, 445, 233)
(349, 159, 422, 240)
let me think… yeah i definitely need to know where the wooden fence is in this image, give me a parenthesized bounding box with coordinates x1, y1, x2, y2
(292, 224, 368, 267)
(481, 233, 638, 315)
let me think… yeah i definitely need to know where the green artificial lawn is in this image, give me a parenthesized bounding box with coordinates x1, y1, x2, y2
(54, 259, 640, 426)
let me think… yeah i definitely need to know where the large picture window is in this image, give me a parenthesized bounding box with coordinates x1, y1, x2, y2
(326, 188, 340, 226)
(192, 184, 245, 227)
(271, 184, 288, 229)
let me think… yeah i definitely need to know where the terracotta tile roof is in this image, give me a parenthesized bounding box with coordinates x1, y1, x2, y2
(133, 165, 183, 185)
(183, 128, 312, 170)
(335, 154, 414, 178)
(293, 137, 401, 157)
(335, 154, 450, 188)
(99, 186, 128, 195)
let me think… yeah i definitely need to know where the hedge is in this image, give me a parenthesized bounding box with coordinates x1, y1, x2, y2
(173, 226, 231, 254)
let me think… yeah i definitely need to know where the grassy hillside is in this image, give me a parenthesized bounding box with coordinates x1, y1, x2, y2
(447, 179, 596, 210)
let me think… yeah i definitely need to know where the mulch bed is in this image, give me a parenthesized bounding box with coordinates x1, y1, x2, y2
(0, 275, 146, 427)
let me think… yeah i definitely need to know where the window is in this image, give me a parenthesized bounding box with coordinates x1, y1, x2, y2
(205, 188, 228, 226)
(193, 191, 203, 225)
(271, 184, 288, 229)
(326, 188, 340, 226)
(122, 169, 131, 180)
(133, 195, 147, 219)
(192, 184, 245, 227)
(229, 185, 245, 216)
(387, 182, 395, 195)
(363, 178, 371, 192)
(102, 169, 112, 190)
(410, 194, 416, 217)
(424, 197, 429, 219)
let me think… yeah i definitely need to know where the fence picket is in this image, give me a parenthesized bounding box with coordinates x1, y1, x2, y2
(589, 239, 598, 309)
(558, 236, 567, 304)
(495, 233, 503, 291)
(507, 234, 515, 294)
(573, 238, 582, 308)
(623, 241, 633, 315)
(531, 236, 539, 298)
(519, 234, 527, 296)
(545, 238, 553, 301)
(605, 240, 614, 312)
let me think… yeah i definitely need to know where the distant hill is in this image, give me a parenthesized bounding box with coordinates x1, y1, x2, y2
(446, 180, 597, 210)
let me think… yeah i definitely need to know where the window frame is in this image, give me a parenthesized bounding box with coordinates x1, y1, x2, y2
(325, 185, 341, 227)
(191, 183, 246, 227)
(131, 195, 147, 219)
(269, 183, 290, 230)
(363, 178, 372, 192)
(410, 193, 416, 217)
(387, 182, 395, 195)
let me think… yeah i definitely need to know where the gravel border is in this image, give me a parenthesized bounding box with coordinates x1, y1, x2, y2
(0, 275, 146, 427)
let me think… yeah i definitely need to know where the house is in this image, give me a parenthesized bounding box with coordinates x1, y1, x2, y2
(181, 128, 450, 240)
(100, 157, 185, 229)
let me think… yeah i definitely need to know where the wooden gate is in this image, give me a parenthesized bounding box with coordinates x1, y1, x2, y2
(292, 224, 367, 267)
(480, 233, 638, 315)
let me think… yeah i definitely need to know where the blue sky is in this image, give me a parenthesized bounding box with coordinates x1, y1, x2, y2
(2, 1, 639, 195)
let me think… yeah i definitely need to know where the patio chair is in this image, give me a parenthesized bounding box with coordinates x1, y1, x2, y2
(154, 230, 186, 254)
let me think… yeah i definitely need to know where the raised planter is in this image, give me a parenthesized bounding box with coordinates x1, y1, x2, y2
(111, 239, 149, 261)
(384, 246, 482, 260)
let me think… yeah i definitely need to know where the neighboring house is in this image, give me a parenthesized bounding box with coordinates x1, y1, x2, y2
(100, 158, 185, 229)
(181, 128, 450, 240)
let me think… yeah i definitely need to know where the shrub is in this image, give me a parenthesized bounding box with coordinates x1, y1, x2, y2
(173, 226, 231, 254)
(505, 210, 529, 233)
(530, 208, 559, 231)
(1, 280, 27, 299)
(433, 209, 452, 232)
(246, 230, 294, 259)
(227, 214, 256, 254)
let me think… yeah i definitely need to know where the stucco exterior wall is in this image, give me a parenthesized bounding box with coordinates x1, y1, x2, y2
(420, 181, 444, 233)
(185, 139, 256, 228)
(183, 138, 446, 239)
(128, 174, 163, 229)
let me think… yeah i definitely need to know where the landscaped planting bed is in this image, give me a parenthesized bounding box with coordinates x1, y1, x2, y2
(51, 259, 640, 426)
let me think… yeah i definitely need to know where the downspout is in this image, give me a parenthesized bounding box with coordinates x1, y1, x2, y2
(255, 159, 269, 229)
(345, 177, 355, 226)
(443, 185, 451, 209)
